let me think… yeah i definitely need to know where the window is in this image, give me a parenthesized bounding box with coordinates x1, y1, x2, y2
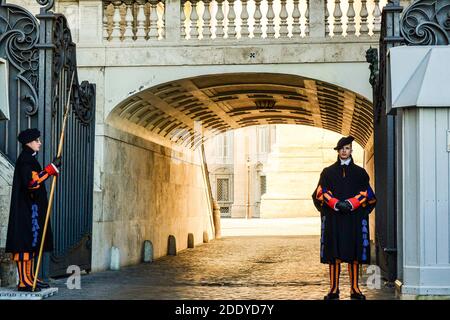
(216, 133, 229, 158)
(217, 178, 230, 202)
(260, 175, 267, 196)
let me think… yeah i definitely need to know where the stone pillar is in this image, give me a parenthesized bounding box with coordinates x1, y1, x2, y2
(164, 0, 181, 42)
(61, 0, 103, 45)
(308, 0, 325, 38)
(231, 128, 249, 218)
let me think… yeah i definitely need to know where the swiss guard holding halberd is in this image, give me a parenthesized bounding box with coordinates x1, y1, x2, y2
(312, 136, 376, 300)
(5, 128, 61, 292)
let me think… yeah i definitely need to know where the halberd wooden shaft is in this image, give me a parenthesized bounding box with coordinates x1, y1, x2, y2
(32, 72, 75, 291)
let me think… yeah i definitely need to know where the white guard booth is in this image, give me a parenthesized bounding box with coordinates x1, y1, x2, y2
(388, 45, 450, 296)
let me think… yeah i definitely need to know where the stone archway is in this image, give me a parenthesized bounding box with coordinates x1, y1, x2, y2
(96, 72, 375, 271)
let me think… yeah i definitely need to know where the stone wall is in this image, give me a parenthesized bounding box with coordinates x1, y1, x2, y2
(91, 124, 214, 272)
(0, 152, 15, 286)
(0, 152, 13, 248)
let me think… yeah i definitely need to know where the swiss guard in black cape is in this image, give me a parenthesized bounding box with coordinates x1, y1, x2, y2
(312, 136, 376, 300)
(5, 128, 61, 292)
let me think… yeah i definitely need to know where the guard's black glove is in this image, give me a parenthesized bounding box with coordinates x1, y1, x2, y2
(52, 156, 62, 168)
(336, 200, 352, 214)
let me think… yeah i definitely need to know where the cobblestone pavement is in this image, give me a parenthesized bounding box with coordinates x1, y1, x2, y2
(49, 235, 396, 300)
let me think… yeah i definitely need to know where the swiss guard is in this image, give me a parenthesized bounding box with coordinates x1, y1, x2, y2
(312, 136, 376, 300)
(5, 128, 61, 292)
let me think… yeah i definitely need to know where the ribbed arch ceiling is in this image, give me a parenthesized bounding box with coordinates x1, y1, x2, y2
(109, 73, 373, 149)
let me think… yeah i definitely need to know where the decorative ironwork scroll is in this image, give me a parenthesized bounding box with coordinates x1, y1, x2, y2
(401, 0, 450, 45)
(0, 0, 40, 159)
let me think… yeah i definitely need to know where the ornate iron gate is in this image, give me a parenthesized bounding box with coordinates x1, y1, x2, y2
(0, 0, 96, 277)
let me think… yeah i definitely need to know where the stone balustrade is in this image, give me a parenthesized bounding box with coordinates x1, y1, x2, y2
(102, 0, 387, 42)
(103, 0, 166, 41)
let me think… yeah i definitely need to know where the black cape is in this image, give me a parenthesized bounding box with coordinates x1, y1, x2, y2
(312, 157, 376, 264)
(5, 146, 53, 253)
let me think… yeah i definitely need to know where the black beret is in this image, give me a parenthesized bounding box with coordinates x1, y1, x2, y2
(18, 128, 40, 144)
(333, 136, 354, 150)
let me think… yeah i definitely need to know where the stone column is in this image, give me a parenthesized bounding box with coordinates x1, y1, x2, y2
(231, 128, 249, 218)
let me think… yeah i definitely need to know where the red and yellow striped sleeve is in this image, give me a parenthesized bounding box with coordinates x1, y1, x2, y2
(28, 163, 59, 190)
(347, 186, 376, 211)
(315, 185, 339, 210)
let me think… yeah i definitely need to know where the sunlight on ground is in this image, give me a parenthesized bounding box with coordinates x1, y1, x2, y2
(220, 217, 321, 237)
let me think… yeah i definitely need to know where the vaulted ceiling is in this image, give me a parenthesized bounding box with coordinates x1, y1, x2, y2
(109, 73, 373, 149)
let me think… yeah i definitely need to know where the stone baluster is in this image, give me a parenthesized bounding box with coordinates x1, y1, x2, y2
(266, 0, 275, 38)
(253, 0, 263, 38)
(181, 1, 187, 39)
(372, 0, 382, 34)
(103, 3, 111, 41)
(346, 0, 356, 36)
(324, 0, 330, 36)
(292, 0, 301, 37)
(160, 1, 165, 38)
(190, 0, 199, 39)
(135, 0, 147, 41)
(227, 0, 237, 39)
(215, 0, 225, 39)
(279, 0, 289, 38)
(333, 0, 343, 36)
(240, 0, 250, 38)
(304, 0, 310, 36)
(111, 1, 123, 41)
(202, 0, 212, 39)
(148, 0, 159, 39)
(123, 1, 134, 41)
(359, 0, 369, 35)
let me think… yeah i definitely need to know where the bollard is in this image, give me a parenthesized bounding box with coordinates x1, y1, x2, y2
(203, 231, 209, 243)
(168, 235, 177, 256)
(212, 200, 222, 239)
(187, 233, 195, 249)
(143, 240, 153, 263)
(110, 246, 120, 271)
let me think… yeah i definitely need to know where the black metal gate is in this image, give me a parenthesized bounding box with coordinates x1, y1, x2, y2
(0, 0, 96, 277)
(366, 0, 404, 284)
